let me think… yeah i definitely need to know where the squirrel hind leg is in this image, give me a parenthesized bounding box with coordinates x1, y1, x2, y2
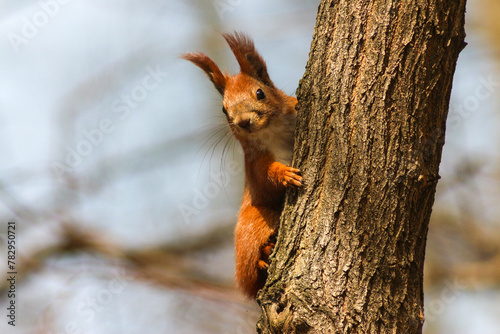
(235, 210, 279, 298)
(237, 233, 277, 298)
(258, 234, 277, 270)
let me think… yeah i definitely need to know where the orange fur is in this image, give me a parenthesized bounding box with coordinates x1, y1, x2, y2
(182, 32, 302, 298)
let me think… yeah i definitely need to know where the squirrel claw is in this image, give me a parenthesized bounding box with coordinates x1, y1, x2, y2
(283, 167, 303, 188)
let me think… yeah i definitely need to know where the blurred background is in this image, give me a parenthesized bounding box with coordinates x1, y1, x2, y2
(0, 0, 498, 333)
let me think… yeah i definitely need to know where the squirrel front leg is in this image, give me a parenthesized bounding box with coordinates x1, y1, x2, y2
(268, 161, 303, 188)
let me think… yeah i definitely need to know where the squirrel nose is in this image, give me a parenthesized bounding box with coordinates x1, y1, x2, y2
(236, 117, 251, 130)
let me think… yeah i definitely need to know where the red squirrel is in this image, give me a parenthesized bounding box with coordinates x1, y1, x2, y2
(182, 32, 302, 298)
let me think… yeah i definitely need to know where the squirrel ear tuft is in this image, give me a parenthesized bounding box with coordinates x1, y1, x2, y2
(223, 32, 275, 88)
(181, 52, 226, 95)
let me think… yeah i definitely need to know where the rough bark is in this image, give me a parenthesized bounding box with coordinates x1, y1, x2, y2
(257, 0, 466, 333)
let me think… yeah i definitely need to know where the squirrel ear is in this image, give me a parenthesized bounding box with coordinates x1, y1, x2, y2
(181, 52, 226, 95)
(223, 32, 275, 88)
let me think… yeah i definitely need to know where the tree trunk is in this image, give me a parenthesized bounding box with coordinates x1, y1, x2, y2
(257, 0, 466, 333)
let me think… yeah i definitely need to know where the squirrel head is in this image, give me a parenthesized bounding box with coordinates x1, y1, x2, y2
(182, 32, 296, 142)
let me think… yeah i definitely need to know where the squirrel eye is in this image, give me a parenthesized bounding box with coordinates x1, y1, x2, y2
(256, 89, 265, 100)
(222, 106, 227, 115)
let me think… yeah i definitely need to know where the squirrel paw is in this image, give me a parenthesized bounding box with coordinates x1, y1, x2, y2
(282, 167, 303, 188)
(258, 260, 270, 270)
(258, 238, 276, 270)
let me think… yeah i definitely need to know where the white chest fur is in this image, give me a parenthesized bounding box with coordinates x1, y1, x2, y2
(253, 113, 296, 165)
